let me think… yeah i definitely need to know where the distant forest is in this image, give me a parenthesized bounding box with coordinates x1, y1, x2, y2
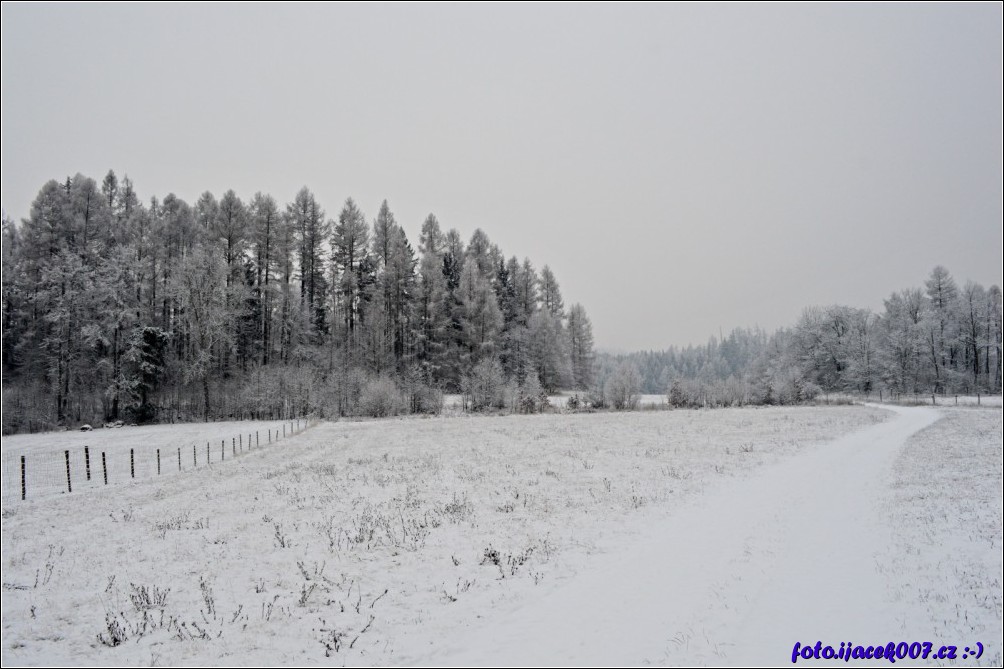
(595, 265, 1002, 406)
(2, 172, 594, 433)
(1, 172, 1000, 433)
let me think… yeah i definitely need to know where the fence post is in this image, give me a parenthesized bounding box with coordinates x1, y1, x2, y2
(269, 429, 272, 444)
(20, 455, 26, 501)
(194, 444, 197, 468)
(64, 450, 72, 493)
(207, 442, 210, 465)
(248, 433, 251, 449)
(232, 437, 236, 456)
(178, 447, 181, 471)
(157, 449, 161, 475)
(932, 394, 935, 405)
(85, 446, 91, 481)
(283, 424, 286, 438)
(222, 440, 225, 461)
(102, 452, 108, 485)
(240, 433, 242, 449)
(955, 395, 958, 405)
(131, 449, 135, 479)
(257, 431, 259, 447)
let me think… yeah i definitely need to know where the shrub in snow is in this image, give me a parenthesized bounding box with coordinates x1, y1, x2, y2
(668, 379, 687, 408)
(407, 383, 444, 415)
(461, 358, 507, 412)
(357, 377, 405, 417)
(519, 370, 547, 414)
(604, 362, 642, 410)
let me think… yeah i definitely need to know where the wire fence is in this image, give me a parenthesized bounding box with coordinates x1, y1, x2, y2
(1, 417, 314, 505)
(819, 392, 1001, 407)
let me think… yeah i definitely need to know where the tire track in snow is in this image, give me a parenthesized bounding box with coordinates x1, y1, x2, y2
(419, 405, 942, 666)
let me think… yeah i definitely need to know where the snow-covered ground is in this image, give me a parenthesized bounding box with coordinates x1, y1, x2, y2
(1, 404, 999, 666)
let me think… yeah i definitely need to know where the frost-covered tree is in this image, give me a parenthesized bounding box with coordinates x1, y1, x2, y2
(960, 281, 986, 390)
(466, 228, 494, 278)
(877, 289, 925, 393)
(416, 215, 450, 382)
(528, 309, 571, 391)
(332, 198, 371, 353)
(567, 303, 595, 389)
(288, 187, 330, 336)
(457, 262, 503, 366)
(249, 193, 281, 365)
(172, 246, 232, 418)
(604, 361, 642, 410)
(539, 265, 565, 319)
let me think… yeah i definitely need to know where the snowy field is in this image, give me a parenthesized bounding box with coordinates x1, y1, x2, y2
(1, 404, 1000, 666)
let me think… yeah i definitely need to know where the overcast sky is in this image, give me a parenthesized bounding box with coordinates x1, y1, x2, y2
(2, 3, 1001, 351)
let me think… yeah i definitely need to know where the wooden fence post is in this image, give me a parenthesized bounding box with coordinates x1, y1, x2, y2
(20, 455, 26, 501)
(85, 446, 91, 481)
(157, 449, 161, 475)
(64, 450, 72, 493)
(102, 452, 108, 485)
(178, 447, 181, 471)
(131, 449, 135, 479)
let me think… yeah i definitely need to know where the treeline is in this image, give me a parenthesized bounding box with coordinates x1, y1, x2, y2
(596, 266, 1002, 407)
(1, 172, 595, 433)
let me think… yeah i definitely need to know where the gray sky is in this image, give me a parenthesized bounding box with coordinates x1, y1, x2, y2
(2, 3, 1001, 351)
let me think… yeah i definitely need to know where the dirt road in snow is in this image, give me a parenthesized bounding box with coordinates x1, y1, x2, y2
(422, 405, 943, 666)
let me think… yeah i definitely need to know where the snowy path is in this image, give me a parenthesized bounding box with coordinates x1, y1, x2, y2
(419, 405, 942, 666)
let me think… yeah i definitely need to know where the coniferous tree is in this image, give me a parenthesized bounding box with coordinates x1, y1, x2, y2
(567, 303, 595, 389)
(288, 187, 330, 338)
(416, 215, 450, 384)
(332, 198, 371, 362)
(457, 262, 503, 367)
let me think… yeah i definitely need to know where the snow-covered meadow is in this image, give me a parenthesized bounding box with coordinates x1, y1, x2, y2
(1, 404, 1000, 666)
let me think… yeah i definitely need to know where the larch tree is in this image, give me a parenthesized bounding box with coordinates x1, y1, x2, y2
(250, 193, 281, 365)
(457, 262, 503, 366)
(332, 198, 371, 359)
(538, 265, 565, 319)
(288, 187, 330, 338)
(567, 303, 595, 389)
(416, 215, 450, 384)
